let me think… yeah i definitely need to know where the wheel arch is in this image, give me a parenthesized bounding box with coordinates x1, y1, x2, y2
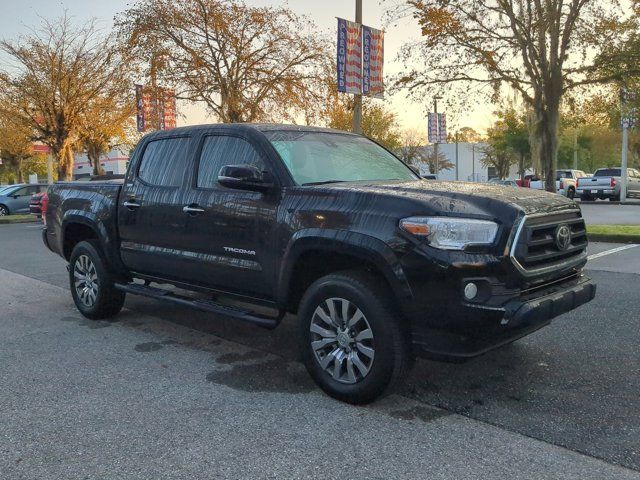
(277, 229, 412, 312)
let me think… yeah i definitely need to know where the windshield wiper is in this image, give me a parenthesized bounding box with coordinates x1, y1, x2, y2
(301, 180, 348, 186)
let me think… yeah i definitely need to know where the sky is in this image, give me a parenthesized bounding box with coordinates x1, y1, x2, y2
(0, 0, 496, 135)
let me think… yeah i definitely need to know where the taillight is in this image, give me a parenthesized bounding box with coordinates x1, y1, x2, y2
(41, 193, 49, 223)
(559, 180, 564, 190)
(611, 177, 616, 187)
(576, 178, 580, 187)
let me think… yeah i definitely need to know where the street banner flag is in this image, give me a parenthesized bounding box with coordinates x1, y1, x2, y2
(136, 84, 177, 132)
(427, 112, 438, 143)
(620, 88, 638, 129)
(427, 112, 448, 143)
(363, 26, 384, 98)
(337, 18, 362, 94)
(438, 113, 447, 143)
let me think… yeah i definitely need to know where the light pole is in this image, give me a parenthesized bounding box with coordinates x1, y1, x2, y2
(352, 0, 363, 134)
(433, 96, 442, 175)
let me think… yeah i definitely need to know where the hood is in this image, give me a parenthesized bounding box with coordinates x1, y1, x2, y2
(324, 180, 578, 218)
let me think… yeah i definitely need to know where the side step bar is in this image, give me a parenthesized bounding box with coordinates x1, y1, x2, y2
(114, 282, 284, 329)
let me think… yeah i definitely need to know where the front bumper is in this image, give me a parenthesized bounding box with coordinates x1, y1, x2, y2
(411, 275, 596, 362)
(501, 275, 595, 329)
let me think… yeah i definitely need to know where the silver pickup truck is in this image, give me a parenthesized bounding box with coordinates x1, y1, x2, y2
(528, 169, 587, 199)
(577, 168, 640, 201)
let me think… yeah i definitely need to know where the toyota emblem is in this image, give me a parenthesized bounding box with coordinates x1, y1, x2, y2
(555, 224, 571, 251)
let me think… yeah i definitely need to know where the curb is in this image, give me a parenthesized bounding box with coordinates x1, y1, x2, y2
(0, 216, 39, 225)
(587, 234, 640, 244)
(578, 201, 640, 206)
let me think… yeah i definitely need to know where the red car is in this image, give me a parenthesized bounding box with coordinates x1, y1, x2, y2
(29, 191, 49, 221)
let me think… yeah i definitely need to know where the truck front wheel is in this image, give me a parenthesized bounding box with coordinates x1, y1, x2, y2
(298, 270, 410, 404)
(69, 240, 125, 320)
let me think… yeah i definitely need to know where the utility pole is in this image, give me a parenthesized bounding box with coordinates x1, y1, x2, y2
(455, 130, 459, 181)
(47, 153, 53, 184)
(621, 122, 629, 203)
(351, 0, 363, 134)
(433, 96, 442, 176)
(573, 128, 578, 170)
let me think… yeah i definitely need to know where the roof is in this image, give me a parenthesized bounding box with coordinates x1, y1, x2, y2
(145, 123, 356, 138)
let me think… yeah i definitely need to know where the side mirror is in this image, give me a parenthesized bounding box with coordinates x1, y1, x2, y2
(218, 164, 273, 192)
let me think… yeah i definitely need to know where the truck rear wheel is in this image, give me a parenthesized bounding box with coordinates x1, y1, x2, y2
(298, 270, 410, 404)
(69, 240, 125, 320)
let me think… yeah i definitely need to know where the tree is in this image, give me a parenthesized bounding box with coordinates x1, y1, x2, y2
(0, 15, 132, 180)
(79, 93, 136, 176)
(117, 0, 326, 124)
(325, 98, 403, 151)
(392, 1, 640, 192)
(0, 104, 34, 183)
(394, 130, 456, 173)
(397, 129, 427, 165)
(501, 108, 530, 181)
(482, 107, 532, 180)
(449, 126, 483, 143)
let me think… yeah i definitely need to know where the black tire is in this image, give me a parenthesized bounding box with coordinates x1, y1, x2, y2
(567, 188, 576, 199)
(298, 270, 411, 404)
(0, 204, 9, 216)
(609, 195, 620, 202)
(580, 195, 592, 202)
(69, 240, 125, 320)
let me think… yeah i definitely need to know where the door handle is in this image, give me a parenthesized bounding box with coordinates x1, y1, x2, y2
(183, 205, 205, 214)
(123, 200, 141, 209)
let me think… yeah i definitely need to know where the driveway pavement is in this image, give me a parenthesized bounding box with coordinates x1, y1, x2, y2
(580, 204, 640, 225)
(1, 223, 639, 478)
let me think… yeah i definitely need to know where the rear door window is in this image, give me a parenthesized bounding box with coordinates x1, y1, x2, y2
(138, 137, 191, 187)
(594, 168, 621, 177)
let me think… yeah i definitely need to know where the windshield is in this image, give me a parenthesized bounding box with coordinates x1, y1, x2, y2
(0, 186, 18, 196)
(264, 131, 418, 185)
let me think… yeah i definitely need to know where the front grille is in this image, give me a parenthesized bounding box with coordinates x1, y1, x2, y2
(512, 211, 587, 271)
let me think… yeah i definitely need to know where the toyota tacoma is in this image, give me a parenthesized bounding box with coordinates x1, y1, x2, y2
(43, 124, 596, 404)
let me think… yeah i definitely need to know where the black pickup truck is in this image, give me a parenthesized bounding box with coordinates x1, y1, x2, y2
(43, 124, 595, 404)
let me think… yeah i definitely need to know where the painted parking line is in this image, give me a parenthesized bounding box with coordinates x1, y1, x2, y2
(588, 244, 639, 261)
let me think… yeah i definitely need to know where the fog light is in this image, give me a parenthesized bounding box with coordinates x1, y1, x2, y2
(464, 282, 478, 300)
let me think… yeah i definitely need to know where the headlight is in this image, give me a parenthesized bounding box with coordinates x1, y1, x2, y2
(399, 217, 498, 250)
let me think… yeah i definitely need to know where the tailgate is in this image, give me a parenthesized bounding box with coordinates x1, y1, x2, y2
(579, 177, 611, 188)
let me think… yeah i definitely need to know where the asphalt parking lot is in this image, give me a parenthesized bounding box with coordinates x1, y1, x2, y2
(579, 203, 640, 225)
(1, 222, 639, 479)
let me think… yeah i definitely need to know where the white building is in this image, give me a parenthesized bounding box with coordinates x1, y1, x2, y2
(415, 142, 524, 182)
(73, 147, 129, 179)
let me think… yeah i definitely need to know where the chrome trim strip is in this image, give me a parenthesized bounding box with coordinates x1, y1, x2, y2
(509, 209, 586, 277)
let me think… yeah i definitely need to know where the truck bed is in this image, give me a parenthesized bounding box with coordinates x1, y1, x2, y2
(45, 180, 123, 260)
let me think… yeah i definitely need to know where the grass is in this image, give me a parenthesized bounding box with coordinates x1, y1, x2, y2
(0, 214, 39, 225)
(587, 225, 640, 243)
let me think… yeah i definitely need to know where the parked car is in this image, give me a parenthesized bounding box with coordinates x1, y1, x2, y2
(528, 169, 587, 198)
(29, 191, 49, 219)
(576, 167, 640, 201)
(43, 124, 595, 404)
(0, 183, 48, 216)
(488, 178, 519, 188)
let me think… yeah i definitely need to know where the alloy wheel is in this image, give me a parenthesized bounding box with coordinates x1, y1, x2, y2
(73, 254, 99, 307)
(309, 297, 375, 384)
